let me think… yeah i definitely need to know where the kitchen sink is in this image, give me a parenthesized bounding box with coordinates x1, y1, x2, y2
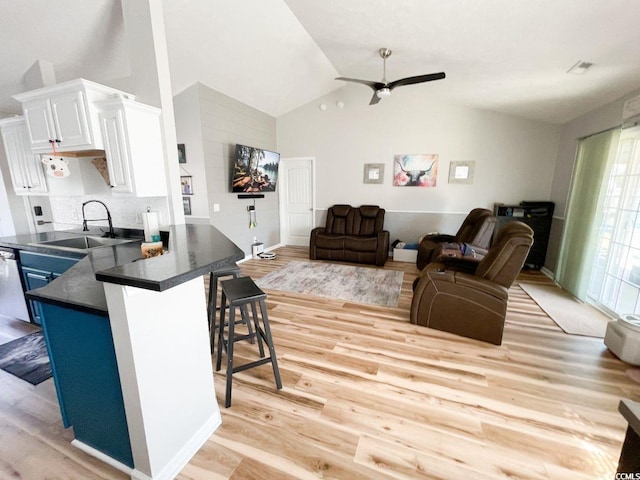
(31, 235, 138, 251)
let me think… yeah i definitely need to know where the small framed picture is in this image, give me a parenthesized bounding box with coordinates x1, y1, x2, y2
(178, 144, 187, 164)
(448, 161, 475, 184)
(182, 197, 191, 215)
(180, 176, 193, 195)
(363, 163, 385, 184)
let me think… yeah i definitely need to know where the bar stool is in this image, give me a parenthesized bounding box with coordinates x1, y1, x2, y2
(207, 264, 252, 355)
(215, 276, 282, 407)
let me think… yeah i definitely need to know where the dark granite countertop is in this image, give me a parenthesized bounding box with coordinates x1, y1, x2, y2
(0, 224, 244, 316)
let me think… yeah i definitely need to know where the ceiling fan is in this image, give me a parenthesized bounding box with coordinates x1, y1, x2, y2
(336, 48, 446, 105)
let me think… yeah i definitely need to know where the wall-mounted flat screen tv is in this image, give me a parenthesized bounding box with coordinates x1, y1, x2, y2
(231, 144, 280, 193)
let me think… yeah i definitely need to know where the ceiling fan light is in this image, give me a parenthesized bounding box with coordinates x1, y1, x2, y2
(376, 88, 391, 98)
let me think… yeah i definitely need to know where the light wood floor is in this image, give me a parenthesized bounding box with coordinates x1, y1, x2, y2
(1, 246, 639, 479)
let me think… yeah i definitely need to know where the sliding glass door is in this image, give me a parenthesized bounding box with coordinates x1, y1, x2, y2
(587, 126, 640, 315)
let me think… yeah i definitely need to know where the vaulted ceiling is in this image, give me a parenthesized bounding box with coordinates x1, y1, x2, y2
(1, 0, 639, 124)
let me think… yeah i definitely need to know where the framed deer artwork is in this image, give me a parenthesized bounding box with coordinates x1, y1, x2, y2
(393, 154, 438, 187)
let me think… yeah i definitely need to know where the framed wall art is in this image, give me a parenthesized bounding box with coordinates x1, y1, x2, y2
(182, 197, 191, 215)
(178, 144, 187, 164)
(180, 176, 193, 195)
(393, 154, 438, 187)
(363, 163, 385, 184)
(448, 161, 475, 184)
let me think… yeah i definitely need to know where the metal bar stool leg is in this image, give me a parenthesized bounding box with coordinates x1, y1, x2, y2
(215, 290, 227, 372)
(224, 304, 236, 408)
(249, 301, 265, 357)
(259, 298, 282, 389)
(239, 304, 256, 345)
(208, 273, 222, 355)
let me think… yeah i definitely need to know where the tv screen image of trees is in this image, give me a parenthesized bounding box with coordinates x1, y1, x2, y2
(232, 144, 280, 193)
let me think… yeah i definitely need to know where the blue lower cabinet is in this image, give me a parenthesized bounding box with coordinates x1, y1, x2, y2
(39, 303, 134, 469)
(21, 267, 51, 325)
(20, 252, 81, 325)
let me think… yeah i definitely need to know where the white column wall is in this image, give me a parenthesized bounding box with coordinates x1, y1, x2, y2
(104, 277, 220, 480)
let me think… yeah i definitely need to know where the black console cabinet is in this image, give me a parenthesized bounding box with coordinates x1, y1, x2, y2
(494, 201, 555, 269)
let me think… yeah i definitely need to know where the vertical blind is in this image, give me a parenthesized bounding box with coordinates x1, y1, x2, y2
(587, 126, 640, 314)
(556, 128, 620, 300)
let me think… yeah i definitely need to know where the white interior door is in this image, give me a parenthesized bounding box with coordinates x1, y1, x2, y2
(279, 157, 315, 246)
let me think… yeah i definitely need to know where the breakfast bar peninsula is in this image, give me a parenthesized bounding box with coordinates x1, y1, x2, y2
(1, 224, 244, 480)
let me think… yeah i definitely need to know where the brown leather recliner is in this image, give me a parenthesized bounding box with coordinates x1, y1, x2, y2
(416, 208, 496, 270)
(310, 204, 389, 266)
(410, 221, 534, 345)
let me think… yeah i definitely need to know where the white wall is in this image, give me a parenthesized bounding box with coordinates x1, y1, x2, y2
(277, 85, 562, 244)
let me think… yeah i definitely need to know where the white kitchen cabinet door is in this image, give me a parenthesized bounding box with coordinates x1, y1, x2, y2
(100, 108, 133, 193)
(22, 91, 92, 154)
(49, 90, 92, 151)
(97, 98, 166, 197)
(14, 79, 134, 155)
(22, 98, 57, 152)
(0, 118, 48, 195)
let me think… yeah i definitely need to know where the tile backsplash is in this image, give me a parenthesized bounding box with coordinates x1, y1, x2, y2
(43, 156, 171, 232)
(50, 195, 170, 231)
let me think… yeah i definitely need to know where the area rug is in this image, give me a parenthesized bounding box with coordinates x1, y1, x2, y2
(520, 283, 611, 338)
(256, 260, 404, 307)
(0, 332, 51, 385)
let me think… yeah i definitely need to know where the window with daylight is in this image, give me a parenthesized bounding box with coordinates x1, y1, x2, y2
(587, 125, 640, 315)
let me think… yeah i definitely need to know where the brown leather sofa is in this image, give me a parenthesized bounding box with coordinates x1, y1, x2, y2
(410, 221, 534, 345)
(310, 204, 389, 266)
(416, 208, 496, 270)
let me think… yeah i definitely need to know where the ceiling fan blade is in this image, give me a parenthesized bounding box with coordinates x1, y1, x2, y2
(369, 91, 381, 105)
(387, 72, 446, 90)
(335, 77, 385, 90)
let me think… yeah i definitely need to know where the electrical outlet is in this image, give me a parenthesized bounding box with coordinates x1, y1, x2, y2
(135, 212, 142, 223)
(213, 203, 220, 212)
(71, 210, 79, 221)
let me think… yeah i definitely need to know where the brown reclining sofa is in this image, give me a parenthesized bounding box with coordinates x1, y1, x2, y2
(309, 204, 389, 266)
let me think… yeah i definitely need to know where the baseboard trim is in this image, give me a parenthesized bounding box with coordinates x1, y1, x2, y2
(72, 412, 222, 480)
(71, 440, 133, 476)
(131, 412, 222, 480)
(266, 242, 283, 253)
(238, 243, 284, 263)
(540, 266, 555, 280)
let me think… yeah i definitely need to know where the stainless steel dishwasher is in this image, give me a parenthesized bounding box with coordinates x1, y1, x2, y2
(0, 247, 30, 322)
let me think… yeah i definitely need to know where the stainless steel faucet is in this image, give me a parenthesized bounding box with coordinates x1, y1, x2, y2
(82, 200, 115, 238)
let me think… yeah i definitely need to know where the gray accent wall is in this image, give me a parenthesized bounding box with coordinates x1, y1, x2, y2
(174, 83, 280, 257)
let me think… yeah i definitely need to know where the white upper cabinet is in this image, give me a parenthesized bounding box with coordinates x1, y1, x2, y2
(10, 79, 166, 198)
(0, 117, 48, 195)
(96, 98, 167, 197)
(13, 79, 134, 154)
